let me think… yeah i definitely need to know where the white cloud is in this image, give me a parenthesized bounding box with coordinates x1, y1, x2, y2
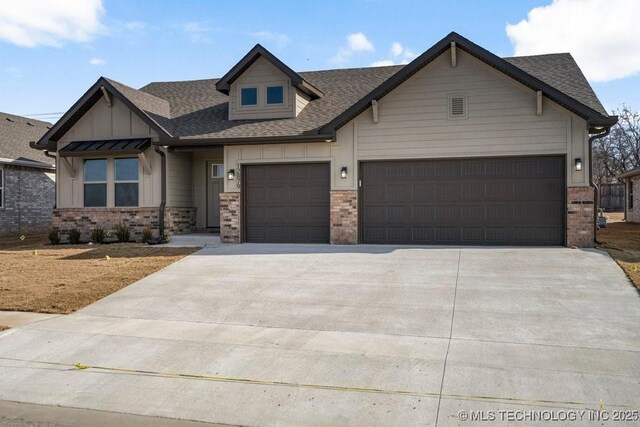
(370, 59, 395, 67)
(391, 42, 403, 57)
(331, 32, 375, 64)
(0, 0, 105, 47)
(89, 57, 106, 66)
(124, 21, 147, 31)
(182, 21, 213, 43)
(370, 42, 418, 67)
(506, 0, 640, 82)
(347, 33, 374, 52)
(253, 31, 290, 49)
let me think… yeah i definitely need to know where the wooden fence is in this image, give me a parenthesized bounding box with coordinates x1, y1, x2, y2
(599, 183, 624, 212)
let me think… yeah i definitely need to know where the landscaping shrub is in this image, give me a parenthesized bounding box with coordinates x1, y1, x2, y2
(115, 223, 130, 243)
(68, 229, 81, 244)
(142, 226, 153, 243)
(48, 230, 60, 245)
(91, 226, 106, 243)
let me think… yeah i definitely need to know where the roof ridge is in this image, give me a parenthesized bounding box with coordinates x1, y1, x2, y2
(0, 112, 51, 127)
(103, 77, 170, 105)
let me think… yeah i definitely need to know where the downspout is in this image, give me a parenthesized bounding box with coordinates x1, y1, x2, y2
(44, 150, 57, 209)
(589, 127, 611, 243)
(154, 145, 167, 239)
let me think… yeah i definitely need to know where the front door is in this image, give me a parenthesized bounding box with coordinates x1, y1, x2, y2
(207, 161, 224, 229)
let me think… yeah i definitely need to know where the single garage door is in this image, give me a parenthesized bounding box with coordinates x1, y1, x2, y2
(244, 163, 330, 243)
(361, 156, 565, 245)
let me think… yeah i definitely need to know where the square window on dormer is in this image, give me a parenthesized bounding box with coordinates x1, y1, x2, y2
(241, 87, 258, 106)
(267, 86, 284, 105)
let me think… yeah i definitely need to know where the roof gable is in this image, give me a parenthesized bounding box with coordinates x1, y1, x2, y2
(215, 44, 324, 99)
(319, 32, 617, 135)
(34, 77, 173, 149)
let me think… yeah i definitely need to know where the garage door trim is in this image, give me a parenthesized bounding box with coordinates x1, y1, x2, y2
(358, 155, 567, 246)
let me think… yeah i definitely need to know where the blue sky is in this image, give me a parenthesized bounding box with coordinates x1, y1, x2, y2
(0, 0, 638, 122)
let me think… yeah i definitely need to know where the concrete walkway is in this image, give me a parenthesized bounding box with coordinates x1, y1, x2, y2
(0, 245, 639, 426)
(0, 311, 60, 328)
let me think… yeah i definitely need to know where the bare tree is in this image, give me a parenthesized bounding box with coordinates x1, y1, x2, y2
(592, 106, 640, 184)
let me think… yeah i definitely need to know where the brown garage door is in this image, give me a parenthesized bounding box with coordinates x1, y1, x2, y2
(244, 163, 330, 243)
(361, 156, 565, 245)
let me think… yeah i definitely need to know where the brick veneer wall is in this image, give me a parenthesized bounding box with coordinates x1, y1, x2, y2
(220, 192, 241, 243)
(165, 207, 197, 235)
(625, 177, 640, 223)
(52, 207, 196, 242)
(330, 190, 358, 244)
(567, 187, 595, 248)
(0, 165, 55, 236)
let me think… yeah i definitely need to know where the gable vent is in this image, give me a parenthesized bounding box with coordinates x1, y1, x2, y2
(451, 97, 464, 115)
(448, 95, 467, 119)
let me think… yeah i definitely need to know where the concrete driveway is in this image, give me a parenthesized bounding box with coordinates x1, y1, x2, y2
(1, 245, 639, 426)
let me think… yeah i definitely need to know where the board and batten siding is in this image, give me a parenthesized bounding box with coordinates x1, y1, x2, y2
(56, 96, 162, 208)
(228, 56, 309, 120)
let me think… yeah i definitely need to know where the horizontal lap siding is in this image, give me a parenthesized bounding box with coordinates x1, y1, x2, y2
(356, 50, 569, 160)
(167, 151, 193, 207)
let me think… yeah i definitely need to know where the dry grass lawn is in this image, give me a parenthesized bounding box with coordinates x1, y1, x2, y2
(0, 233, 197, 314)
(597, 217, 640, 289)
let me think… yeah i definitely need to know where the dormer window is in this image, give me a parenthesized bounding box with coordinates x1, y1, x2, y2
(240, 87, 258, 106)
(267, 86, 284, 105)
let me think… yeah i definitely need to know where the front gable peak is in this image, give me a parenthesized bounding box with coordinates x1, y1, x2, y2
(215, 44, 323, 99)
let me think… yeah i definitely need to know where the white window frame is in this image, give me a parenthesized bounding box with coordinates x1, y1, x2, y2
(211, 163, 224, 179)
(236, 81, 289, 111)
(266, 85, 285, 105)
(0, 166, 4, 209)
(239, 86, 259, 108)
(114, 157, 140, 207)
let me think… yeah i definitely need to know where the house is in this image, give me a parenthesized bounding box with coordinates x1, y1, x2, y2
(31, 32, 617, 247)
(0, 112, 55, 235)
(617, 168, 640, 222)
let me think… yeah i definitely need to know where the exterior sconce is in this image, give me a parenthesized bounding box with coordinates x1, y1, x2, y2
(227, 169, 235, 180)
(340, 167, 348, 179)
(575, 158, 583, 171)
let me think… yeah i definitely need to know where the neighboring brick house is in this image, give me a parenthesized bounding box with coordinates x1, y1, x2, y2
(0, 113, 55, 235)
(31, 32, 616, 247)
(618, 168, 640, 222)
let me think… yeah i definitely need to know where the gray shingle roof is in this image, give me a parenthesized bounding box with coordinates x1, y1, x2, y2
(140, 65, 403, 140)
(134, 52, 607, 141)
(503, 53, 608, 116)
(104, 78, 173, 134)
(0, 112, 53, 165)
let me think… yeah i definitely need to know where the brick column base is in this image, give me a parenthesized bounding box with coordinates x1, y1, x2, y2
(220, 192, 241, 243)
(330, 190, 358, 244)
(567, 187, 595, 248)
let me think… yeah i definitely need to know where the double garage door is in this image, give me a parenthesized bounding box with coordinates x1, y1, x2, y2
(244, 156, 565, 245)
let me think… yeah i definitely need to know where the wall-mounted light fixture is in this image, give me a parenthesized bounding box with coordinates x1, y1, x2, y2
(575, 158, 583, 171)
(340, 166, 348, 179)
(227, 169, 235, 180)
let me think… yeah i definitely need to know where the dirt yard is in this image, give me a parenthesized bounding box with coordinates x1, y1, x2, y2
(0, 233, 197, 314)
(597, 216, 640, 289)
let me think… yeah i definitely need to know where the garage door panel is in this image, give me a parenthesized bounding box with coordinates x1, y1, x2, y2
(462, 227, 483, 242)
(361, 157, 564, 245)
(412, 227, 434, 242)
(245, 163, 330, 243)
